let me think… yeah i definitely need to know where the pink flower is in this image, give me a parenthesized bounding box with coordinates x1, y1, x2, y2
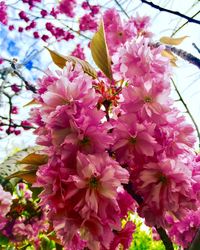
(135, 159, 197, 227)
(117, 191, 136, 217)
(79, 14, 97, 31)
(40, 64, 97, 111)
(71, 44, 85, 60)
(11, 106, 18, 114)
(0, 185, 12, 217)
(12, 214, 49, 245)
(61, 108, 113, 155)
(112, 114, 158, 164)
(113, 37, 171, 84)
(128, 14, 153, 37)
(11, 84, 21, 93)
(58, 0, 76, 18)
(103, 9, 136, 55)
(110, 221, 135, 250)
(168, 210, 200, 248)
(36, 153, 130, 249)
(121, 81, 171, 120)
(155, 109, 196, 157)
(71, 152, 129, 215)
(0, 1, 8, 25)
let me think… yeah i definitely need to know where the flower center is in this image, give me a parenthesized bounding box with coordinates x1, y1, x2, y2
(157, 173, 167, 184)
(80, 136, 90, 145)
(89, 176, 99, 189)
(129, 136, 137, 144)
(144, 96, 152, 103)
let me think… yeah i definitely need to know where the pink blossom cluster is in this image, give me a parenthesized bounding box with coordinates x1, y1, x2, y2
(32, 64, 135, 249)
(79, 2, 100, 32)
(0, 185, 12, 230)
(12, 213, 49, 248)
(102, 9, 199, 229)
(22, 0, 41, 9)
(30, 9, 200, 249)
(0, 1, 7, 25)
(71, 44, 85, 60)
(167, 209, 200, 248)
(79, 14, 98, 31)
(103, 9, 152, 55)
(58, 0, 76, 18)
(0, 183, 49, 248)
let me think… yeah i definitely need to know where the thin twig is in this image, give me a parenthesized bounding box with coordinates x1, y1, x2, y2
(192, 43, 200, 54)
(171, 79, 200, 148)
(9, 61, 37, 93)
(114, 0, 129, 18)
(140, 0, 200, 25)
(171, 10, 200, 37)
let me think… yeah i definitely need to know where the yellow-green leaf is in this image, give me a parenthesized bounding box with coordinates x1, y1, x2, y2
(90, 20, 113, 80)
(160, 36, 188, 46)
(45, 47, 97, 79)
(23, 99, 38, 107)
(161, 50, 178, 67)
(17, 153, 48, 166)
(7, 153, 47, 184)
(7, 169, 37, 184)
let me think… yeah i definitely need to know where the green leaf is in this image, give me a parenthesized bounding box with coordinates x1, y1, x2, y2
(90, 20, 113, 80)
(46, 47, 97, 79)
(30, 187, 43, 200)
(0, 233, 9, 245)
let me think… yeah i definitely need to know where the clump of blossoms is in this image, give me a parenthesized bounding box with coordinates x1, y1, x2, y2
(167, 209, 200, 248)
(29, 8, 200, 250)
(58, 0, 76, 18)
(31, 63, 135, 249)
(0, 183, 49, 249)
(0, 1, 7, 25)
(0, 184, 12, 230)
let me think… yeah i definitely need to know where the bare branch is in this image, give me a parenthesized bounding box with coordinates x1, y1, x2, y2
(124, 182, 174, 250)
(155, 227, 174, 250)
(189, 229, 200, 250)
(140, 0, 200, 25)
(152, 42, 200, 69)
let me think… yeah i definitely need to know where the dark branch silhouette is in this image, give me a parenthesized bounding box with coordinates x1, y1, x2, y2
(124, 182, 174, 250)
(140, 0, 200, 25)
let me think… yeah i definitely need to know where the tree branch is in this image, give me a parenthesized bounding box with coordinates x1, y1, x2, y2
(155, 227, 174, 250)
(189, 229, 200, 250)
(140, 0, 200, 25)
(166, 45, 200, 69)
(152, 42, 200, 69)
(124, 182, 174, 250)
